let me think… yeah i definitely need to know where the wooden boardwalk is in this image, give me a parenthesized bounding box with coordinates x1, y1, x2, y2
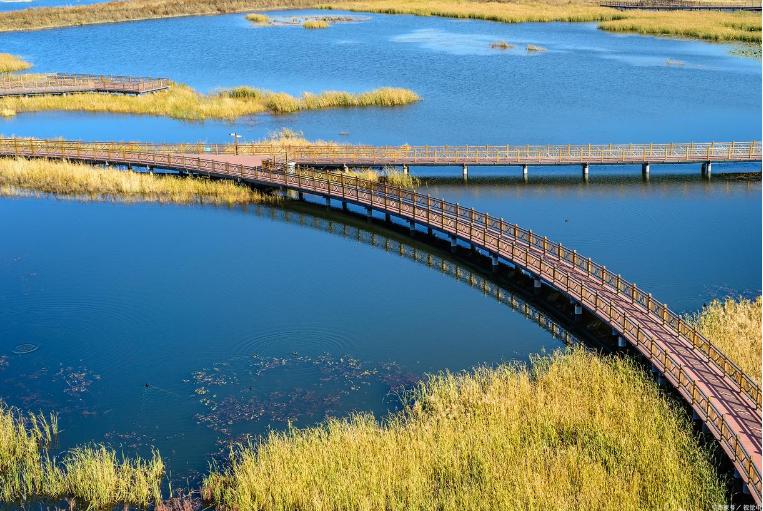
(1, 138, 761, 502)
(0, 74, 169, 97)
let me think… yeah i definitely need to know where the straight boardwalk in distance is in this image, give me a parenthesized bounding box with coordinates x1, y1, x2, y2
(1, 137, 760, 502)
(0, 74, 170, 97)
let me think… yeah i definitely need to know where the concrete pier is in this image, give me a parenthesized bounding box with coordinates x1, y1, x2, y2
(409, 219, 415, 233)
(450, 235, 457, 252)
(462, 164, 468, 181)
(342, 201, 348, 211)
(582, 163, 590, 178)
(642, 163, 650, 179)
(533, 278, 542, 289)
(366, 206, 372, 220)
(574, 303, 583, 316)
(385, 212, 391, 223)
(522, 164, 528, 180)
(617, 336, 626, 348)
(491, 254, 499, 271)
(701, 162, 712, 178)
(402, 164, 409, 175)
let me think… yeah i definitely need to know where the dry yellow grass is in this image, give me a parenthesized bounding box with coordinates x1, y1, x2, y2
(303, 19, 330, 27)
(692, 296, 761, 381)
(0, 83, 420, 121)
(0, 53, 31, 72)
(203, 348, 725, 511)
(0, 157, 275, 206)
(0, 0, 315, 32)
(322, 0, 761, 42)
(0, 404, 163, 509)
(246, 12, 271, 24)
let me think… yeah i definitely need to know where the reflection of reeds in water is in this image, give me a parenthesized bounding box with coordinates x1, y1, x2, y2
(0, 157, 276, 206)
(202, 347, 725, 510)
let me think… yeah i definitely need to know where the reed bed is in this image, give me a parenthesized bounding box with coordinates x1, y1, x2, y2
(690, 296, 761, 381)
(0, 404, 163, 509)
(0, 84, 419, 121)
(303, 19, 330, 28)
(202, 348, 724, 511)
(246, 12, 271, 24)
(0, 0, 316, 32)
(322, 0, 761, 42)
(0, 53, 31, 72)
(0, 158, 275, 206)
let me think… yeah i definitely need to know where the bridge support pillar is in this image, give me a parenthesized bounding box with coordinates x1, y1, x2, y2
(343, 164, 349, 172)
(491, 254, 499, 271)
(409, 220, 415, 234)
(402, 164, 409, 175)
(427, 226, 433, 236)
(581, 163, 589, 179)
(148, 166, 154, 175)
(522, 164, 528, 181)
(385, 212, 391, 223)
(701, 162, 712, 179)
(126, 163, 132, 171)
(617, 336, 626, 348)
(325, 196, 331, 209)
(450, 235, 457, 253)
(533, 278, 542, 290)
(366, 206, 373, 220)
(342, 201, 348, 212)
(298, 191, 304, 201)
(573, 303, 583, 316)
(462, 164, 468, 181)
(641, 163, 650, 179)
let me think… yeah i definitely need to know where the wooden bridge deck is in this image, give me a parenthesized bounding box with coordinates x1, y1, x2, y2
(1, 139, 761, 502)
(8, 139, 758, 169)
(0, 74, 170, 97)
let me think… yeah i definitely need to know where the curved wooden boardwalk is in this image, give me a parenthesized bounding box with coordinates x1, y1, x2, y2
(1, 139, 761, 502)
(0, 74, 169, 97)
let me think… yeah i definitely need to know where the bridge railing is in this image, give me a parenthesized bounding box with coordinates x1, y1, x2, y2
(1, 138, 760, 164)
(1, 142, 759, 500)
(285, 141, 761, 163)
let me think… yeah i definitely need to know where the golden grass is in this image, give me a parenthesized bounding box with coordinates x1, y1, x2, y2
(322, 0, 761, 42)
(0, 53, 31, 72)
(303, 19, 330, 28)
(0, 403, 163, 509)
(202, 348, 725, 511)
(691, 296, 761, 382)
(0, 157, 275, 206)
(490, 39, 513, 49)
(0, 83, 420, 121)
(0, 0, 315, 32)
(246, 12, 271, 24)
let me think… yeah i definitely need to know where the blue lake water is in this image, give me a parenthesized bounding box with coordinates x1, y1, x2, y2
(0, 8, 760, 488)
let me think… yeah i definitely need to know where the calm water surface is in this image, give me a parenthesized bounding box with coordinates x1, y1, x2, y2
(0, 8, 760, 484)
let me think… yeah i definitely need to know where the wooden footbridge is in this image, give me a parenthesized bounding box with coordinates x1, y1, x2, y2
(1, 137, 761, 502)
(0, 74, 169, 97)
(21, 138, 758, 178)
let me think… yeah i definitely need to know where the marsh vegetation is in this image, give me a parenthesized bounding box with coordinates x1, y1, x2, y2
(0, 158, 276, 206)
(0, 83, 420, 121)
(0, 53, 31, 73)
(202, 347, 725, 510)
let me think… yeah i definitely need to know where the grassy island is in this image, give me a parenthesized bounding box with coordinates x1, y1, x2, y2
(0, 158, 275, 205)
(0, 53, 31, 72)
(0, 84, 420, 121)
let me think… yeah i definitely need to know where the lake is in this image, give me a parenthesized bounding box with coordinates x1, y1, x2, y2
(0, 7, 760, 486)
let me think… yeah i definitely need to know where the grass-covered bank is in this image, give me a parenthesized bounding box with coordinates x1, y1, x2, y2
(0, 83, 420, 121)
(202, 348, 725, 510)
(0, 53, 31, 72)
(0, 404, 164, 509)
(321, 0, 761, 42)
(0, 158, 276, 206)
(0, 0, 316, 32)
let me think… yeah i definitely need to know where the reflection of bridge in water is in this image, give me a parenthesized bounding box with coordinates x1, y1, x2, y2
(2, 137, 761, 503)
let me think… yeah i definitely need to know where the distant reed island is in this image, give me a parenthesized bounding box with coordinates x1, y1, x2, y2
(3, 290, 760, 510)
(246, 12, 369, 27)
(0, 83, 420, 121)
(0, 0, 758, 43)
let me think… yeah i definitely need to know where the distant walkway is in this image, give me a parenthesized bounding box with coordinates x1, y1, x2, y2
(0, 73, 169, 97)
(601, 1, 761, 10)
(1, 137, 760, 503)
